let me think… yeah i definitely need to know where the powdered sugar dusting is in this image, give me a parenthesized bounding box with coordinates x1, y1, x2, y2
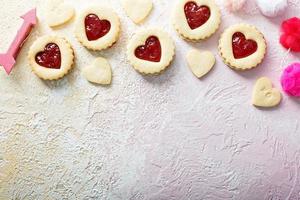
(0, 0, 300, 199)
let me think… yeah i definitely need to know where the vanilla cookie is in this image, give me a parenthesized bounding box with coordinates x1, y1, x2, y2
(186, 49, 215, 78)
(252, 77, 282, 108)
(121, 0, 153, 24)
(75, 6, 121, 51)
(45, 0, 75, 27)
(82, 57, 112, 85)
(127, 28, 175, 75)
(173, 0, 221, 41)
(219, 24, 267, 70)
(28, 35, 74, 80)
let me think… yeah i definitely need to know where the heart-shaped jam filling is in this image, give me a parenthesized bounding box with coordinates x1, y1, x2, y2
(184, 2, 211, 30)
(35, 43, 61, 69)
(232, 32, 258, 59)
(135, 36, 162, 62)
(85, 14, 111, 41)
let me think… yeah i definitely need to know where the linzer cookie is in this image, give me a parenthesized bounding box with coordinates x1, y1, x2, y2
(127, 28, 175, 75)
(75, 6, 121, 51)
(219, 24, 267, 70)
(28, 35, 74, 80)
(173, 0, 221, 41)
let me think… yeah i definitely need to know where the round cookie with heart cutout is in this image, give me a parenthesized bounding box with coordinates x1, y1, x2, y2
(219, 24, 267, 70)
(28, 36, 74, 80)
(173, 0, 221, 41)
(75, 6, 121, 51)
(127, 28, 175, 75)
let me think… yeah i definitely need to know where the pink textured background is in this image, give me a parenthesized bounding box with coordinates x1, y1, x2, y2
(0, 0, 300, 199)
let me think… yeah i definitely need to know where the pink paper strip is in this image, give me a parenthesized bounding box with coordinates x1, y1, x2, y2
(0, 8, 37, 74)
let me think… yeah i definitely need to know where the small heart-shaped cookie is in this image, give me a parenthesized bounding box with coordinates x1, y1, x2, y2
(121, 0, 153, 24)
(252, 77, 282, 108)
(45, 0, 75, 27)
(186, 49, 215, 78)
(82, 57, 112, 85)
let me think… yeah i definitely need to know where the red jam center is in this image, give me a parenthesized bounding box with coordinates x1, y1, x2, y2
(35, 43, 61, 69)
(232, 32, 258, 59)
(135, 36, 162, 62)
(85, 14, 111, 41)
(184, 2, 211, 30)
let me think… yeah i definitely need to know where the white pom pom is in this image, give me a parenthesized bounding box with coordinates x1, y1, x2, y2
(225, 0, 246, 12)
(256, 0, 288, 17)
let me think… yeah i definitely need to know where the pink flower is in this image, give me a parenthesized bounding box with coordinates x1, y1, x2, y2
(281, 63, 300, 97)
(280, 17, 300, 52)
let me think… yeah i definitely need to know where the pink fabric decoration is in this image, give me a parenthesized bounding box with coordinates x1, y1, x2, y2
(225, 0, 246, 12)
(281, 63, 300, 97)
(280, 17, 300, 52)
(256, 0, 287, 18)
